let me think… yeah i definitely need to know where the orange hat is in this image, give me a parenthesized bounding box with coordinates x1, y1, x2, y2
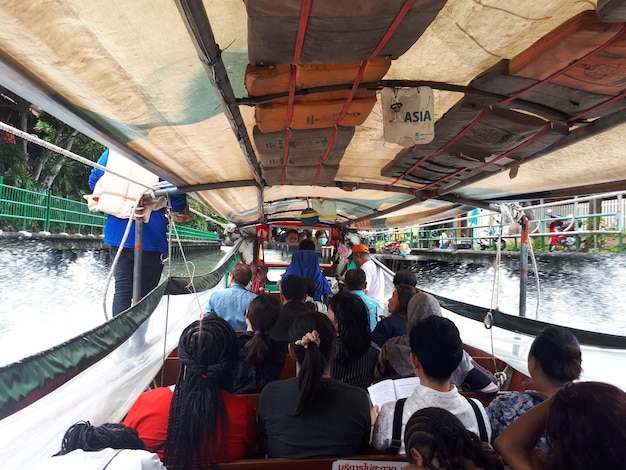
(352, 244, 370, 253)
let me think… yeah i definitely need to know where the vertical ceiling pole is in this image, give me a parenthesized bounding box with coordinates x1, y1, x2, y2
(519, 214, 529, 319)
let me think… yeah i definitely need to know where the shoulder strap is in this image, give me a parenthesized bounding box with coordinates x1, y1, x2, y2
(464, 396, 488, 442)
(390, 397, 407, 453)
(97, 449, 124, 470)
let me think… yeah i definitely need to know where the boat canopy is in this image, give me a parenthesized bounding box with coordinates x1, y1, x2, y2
(0, 0, 625, 228)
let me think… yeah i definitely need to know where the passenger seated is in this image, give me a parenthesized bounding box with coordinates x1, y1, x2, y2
(281, 239, 332, 301)
(269, 274, 309, 343)
(35, 421, 165, 469)
(371, 284, 417, 348)
(487, 326, 581, 449)
(282, 228, 299, 244)
(374, 290, 441, 383)
(393, 269, 417, 287)
(403, 408, 503, 470)
(375, 291, 499, 394)
(232, 294, 286, 394)
(304, 277, 328, 313)
(372, 316, 491, 454)
(257, 312, 371, 458)
(345, 268, 381, 331)
(495, 381, 626, 470)
(124, 315, 256, 467)
(315, 230, 329, 247)
(203, 262, 256, 331)
(327, 291, 380, 389)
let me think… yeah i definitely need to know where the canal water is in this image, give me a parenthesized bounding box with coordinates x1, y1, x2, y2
(409, 256, 626, 337)
(1, 247, 625, 365)
(0, 248, 225, 366)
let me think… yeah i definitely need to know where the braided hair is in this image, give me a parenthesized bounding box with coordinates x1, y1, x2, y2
(55, 421, 146, 455)
(162, 314, 239, 469)
(288, 312, 336, 416)
(404, 407, 502, 470)
(244, 293, 281, 364)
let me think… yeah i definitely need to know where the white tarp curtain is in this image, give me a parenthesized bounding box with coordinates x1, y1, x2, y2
(0, 244, 239, 468)
(0, 291, 207, 469)
(444, 309, 626, 392)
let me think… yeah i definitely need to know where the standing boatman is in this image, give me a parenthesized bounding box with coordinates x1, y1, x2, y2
(87, 149, 189, 316)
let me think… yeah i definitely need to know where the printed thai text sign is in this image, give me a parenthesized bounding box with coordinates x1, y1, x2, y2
(333, 460, 407, 470)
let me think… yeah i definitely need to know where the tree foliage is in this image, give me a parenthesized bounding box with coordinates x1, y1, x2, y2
(32, 111, 105, 198)
(186, 198, 228, 235)
(0, 141, 30, 187)
(1, 86, 228, 232)
(1, 86, 105, 199)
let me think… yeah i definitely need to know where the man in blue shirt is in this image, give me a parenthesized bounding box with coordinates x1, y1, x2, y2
(204, 262, 256, 331)
(344, 268, 381, 331)
(88, 149, 188, 316)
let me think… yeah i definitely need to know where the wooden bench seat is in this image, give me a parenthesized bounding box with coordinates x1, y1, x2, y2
(154, 344, 521, 408)
(193, 454, 406, 470)
(153, 343, 297, 388)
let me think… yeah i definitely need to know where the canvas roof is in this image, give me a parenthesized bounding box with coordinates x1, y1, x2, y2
(0, 0, 624, 228)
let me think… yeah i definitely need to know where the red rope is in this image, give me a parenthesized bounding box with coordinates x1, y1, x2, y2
(390, 24, 626, 190)
(280, 127, 292, 185)
(386, 107, 491, 189)
(500, 25, 626, 106)
(312, 0, 415, 185)
(563, 89, 626, 123)
(407, 87, 626, 195)
(411, 123, 553, 193)
(281, 0, 312, 184)
(369, 0, 416, 59)
(293, 1, 312, 62)
(312, 126, 338, 184)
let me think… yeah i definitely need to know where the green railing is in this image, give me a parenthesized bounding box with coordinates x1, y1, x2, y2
(0, 176, 106, 234)
(376, 211, 624, 254)
(0, 178, 220, 242)
(171, 225, 220, 242)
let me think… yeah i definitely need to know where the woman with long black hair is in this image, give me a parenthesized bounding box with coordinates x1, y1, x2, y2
(327, 291, 379, 389)
(371, 284, 417, 347)
(124, 315, 256, 468)
(232, 293, 286, 394)
(257, 312, 371, 458)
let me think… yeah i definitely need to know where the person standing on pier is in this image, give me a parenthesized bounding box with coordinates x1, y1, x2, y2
(87, 148, 189, 316)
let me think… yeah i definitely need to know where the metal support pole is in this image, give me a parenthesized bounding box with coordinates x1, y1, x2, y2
(618, 194, 624, 253)
(132, 200, 144, 307)
(44, 189, 52, 232)
(519, 215, 529, 318)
